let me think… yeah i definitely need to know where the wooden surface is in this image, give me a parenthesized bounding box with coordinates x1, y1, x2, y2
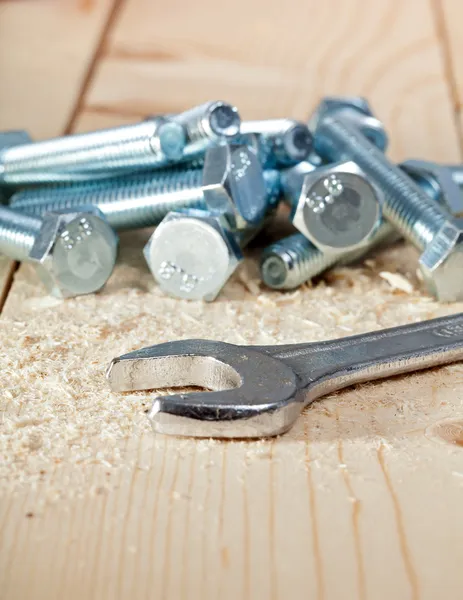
(1, 1, 463, 599)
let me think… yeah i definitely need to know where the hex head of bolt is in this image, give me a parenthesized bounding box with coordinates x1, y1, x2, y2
(201, 144, 268, 230)
(290, 160, 383, 253)
(309, 96, 388, 153)
(143, 209, 242, 301)
(419, 220, 463, 302)
(29, 211, 118, 298)
(400, 159, 463, 217)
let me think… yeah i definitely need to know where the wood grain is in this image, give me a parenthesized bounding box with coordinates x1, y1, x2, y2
(2, 1, 463, 599)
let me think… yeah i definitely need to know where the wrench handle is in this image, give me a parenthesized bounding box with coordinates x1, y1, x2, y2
(263, 312, 463, 403)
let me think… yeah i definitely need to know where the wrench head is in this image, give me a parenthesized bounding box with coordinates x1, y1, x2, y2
(107, 339, 302, 438)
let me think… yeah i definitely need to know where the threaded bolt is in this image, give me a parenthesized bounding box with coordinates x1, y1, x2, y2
(313, 103, 463, 301)
(0, 117, 186, 186)
(0, 206, 118, 297)
(12, 145, 278, 234)
(170, 101, 241, 161)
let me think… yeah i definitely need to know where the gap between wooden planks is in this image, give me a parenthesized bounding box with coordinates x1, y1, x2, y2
(2, 0, 463, 599)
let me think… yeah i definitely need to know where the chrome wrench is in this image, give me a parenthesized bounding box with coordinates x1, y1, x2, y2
(107, 313, 463, 438)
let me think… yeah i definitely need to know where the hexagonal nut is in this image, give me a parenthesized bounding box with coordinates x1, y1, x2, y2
(291, 160, 383, 253)
(419, 220, 463, 301)
(29, 210, 118, 298)
(201, 144, 269, 230)
(401, 159, 463, 217)
(143, 209, 243, 301)
(0, 130, 33, 203)
(309, 96, 388, 152)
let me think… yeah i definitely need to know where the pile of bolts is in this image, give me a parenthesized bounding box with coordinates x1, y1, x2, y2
(1, 96, 463, 302)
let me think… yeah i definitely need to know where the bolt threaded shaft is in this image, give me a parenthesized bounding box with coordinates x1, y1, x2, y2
(315, 112, 448, 249)
(0, 206, 42, 261)
(11, 168, 206, 231)
(261, 221, 398, 290)
(260, 234, 340, 290)
(0, 119, 185, 185)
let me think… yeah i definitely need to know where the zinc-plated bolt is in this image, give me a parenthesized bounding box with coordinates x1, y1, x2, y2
(281, 160, 383, 253)
(157, 101, 241, 161)
(261, 159, 463, 291)
(311, 96, 463, 301)
(0, 206, 118, 297)
(0, 130, 32, 204)
(239, 119, 313, 168)
(144, 209, 243, 301)
(142, 170, 281, 302)
(11, 145, 273, 233)
(0, 117, 186, 186)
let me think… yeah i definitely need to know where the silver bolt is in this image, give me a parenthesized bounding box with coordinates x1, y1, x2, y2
(282, 160, 383, 254)
(154, 101, 241, 161)
(0, 117, 186, 185)
(239, 119, 313, 168)
(11, 145, 276, 233)
(0, 206, 118, 297)
(0, 130, 32, 203)
(261, 159, 463, 291)
(311, 96, 463, 301)
(144, 209, 243, 301)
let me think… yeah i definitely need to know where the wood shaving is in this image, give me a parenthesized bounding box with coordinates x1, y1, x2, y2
(379, 271, 414, 293)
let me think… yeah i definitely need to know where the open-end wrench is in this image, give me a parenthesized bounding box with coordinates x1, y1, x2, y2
(107, 313, 463, 439)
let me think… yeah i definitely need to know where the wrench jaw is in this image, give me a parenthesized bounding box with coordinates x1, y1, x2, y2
(107, 340, 302, 439)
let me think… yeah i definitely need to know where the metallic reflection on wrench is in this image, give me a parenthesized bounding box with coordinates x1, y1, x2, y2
(107, 313, 463, 439)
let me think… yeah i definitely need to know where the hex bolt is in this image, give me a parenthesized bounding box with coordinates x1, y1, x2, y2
(261, 160, 463, 291)
(239, 119, 313, 168)
(0, 206, 118, 297)
(311, 97, 463, 301)
(0, 117, 186, 186)
(144, 209, 243, 301)
(11, 144, 273, 233)
(0, 130, 33, 203)
(281, 159, 383, 254)
(169, 101, 241, 161)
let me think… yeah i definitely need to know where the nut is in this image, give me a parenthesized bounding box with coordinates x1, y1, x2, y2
(291, 160, 383, 253)
(419, 221, 463, 302)
(309, 96, 388, 152)
(201, 144, 268, 230)
(143, 209, 242, 301)
(400, 159, 463, 217)
(29, 211, 118, 298)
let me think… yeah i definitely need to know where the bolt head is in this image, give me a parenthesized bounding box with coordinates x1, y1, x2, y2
(291, 161, 382, 253)
(419, 220, 463, 301)
(143, 210, 243, 301)
(201, 144, 269, 230)
(29, 211, 118, 298)
(309, 96, 388, 152)
(401, 160, 463, 217)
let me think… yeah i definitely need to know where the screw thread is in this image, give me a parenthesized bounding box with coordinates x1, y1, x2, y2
(11, 168, 206, 231)
(260, 233, 339, 290)
(0, 120, 181, 185)
(315, 113, 448, 250)
(0, 206, 42, 261)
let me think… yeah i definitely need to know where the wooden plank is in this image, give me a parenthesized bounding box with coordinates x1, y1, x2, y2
(2, 1, 463, 599)
(0, 0, 115, 140)
(84, 0, 462, 162)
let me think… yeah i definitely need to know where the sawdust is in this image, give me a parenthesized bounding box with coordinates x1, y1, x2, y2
(0, 232, 462, 497)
